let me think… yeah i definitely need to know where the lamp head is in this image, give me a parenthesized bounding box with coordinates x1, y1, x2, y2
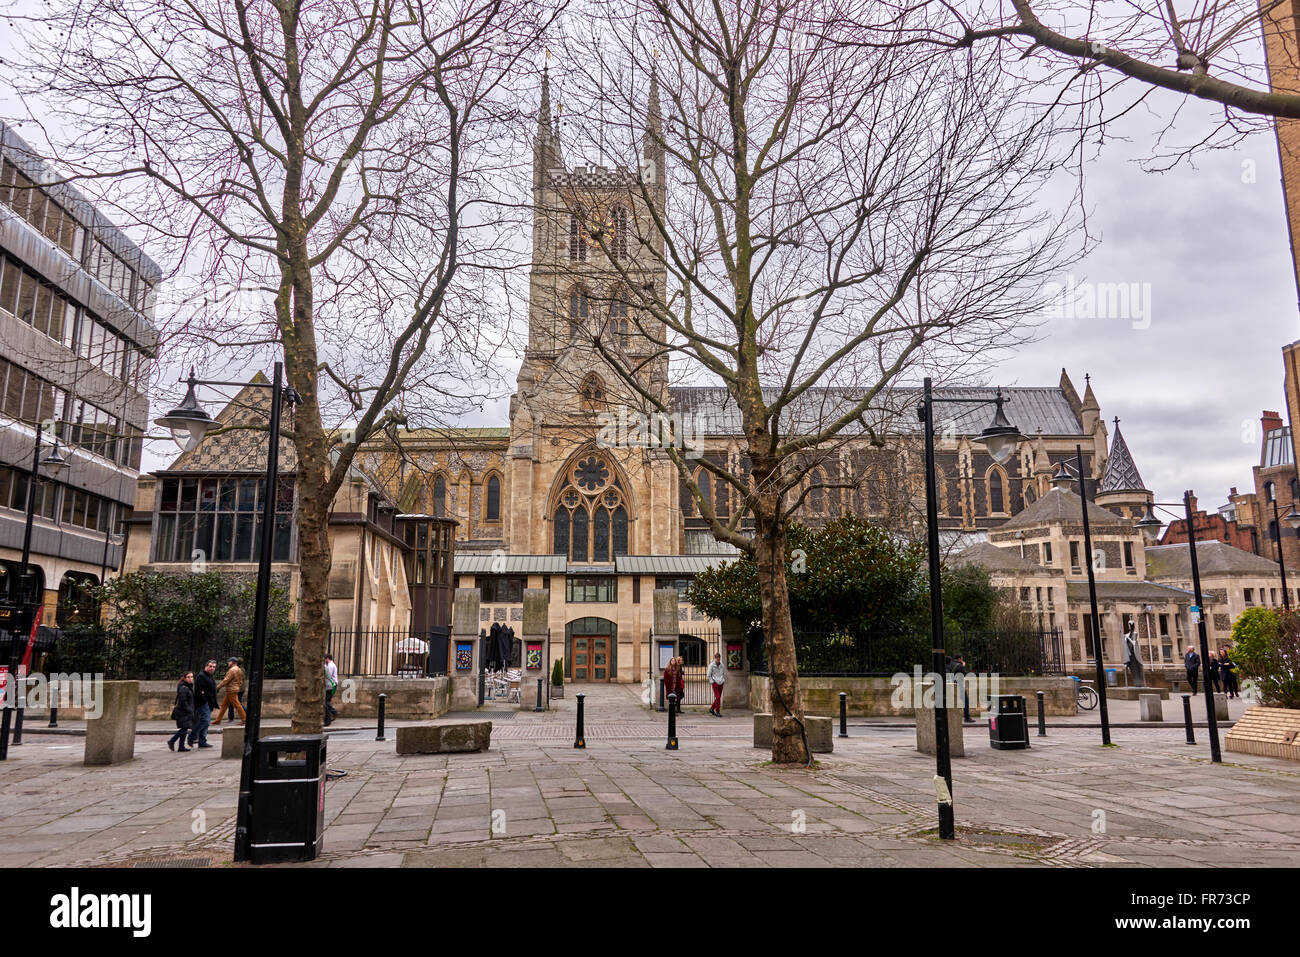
(1285, 504, 1300, 531)
(975, 389, 1023, 465)
(1136, 504, 1163, 544)
(155, 370, 217, 452)
(40, 441, 68, 475)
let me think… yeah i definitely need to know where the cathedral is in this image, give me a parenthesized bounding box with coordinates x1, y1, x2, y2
(356, 73, 1138, 685)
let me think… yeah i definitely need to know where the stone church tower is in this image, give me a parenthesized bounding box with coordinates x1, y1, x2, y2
(504, 71, 679, 559)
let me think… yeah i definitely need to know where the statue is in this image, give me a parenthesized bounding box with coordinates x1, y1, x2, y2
(1123, 622, 1144, 688)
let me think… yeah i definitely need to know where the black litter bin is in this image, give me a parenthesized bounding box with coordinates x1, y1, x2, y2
(250, 734, 326, 864)
(988, 695, 1029, 750)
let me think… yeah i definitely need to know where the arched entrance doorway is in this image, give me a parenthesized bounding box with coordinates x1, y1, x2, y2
(566, 617, 617, 682)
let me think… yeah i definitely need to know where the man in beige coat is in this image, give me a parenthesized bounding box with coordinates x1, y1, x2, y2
(211, 657, 246, 724)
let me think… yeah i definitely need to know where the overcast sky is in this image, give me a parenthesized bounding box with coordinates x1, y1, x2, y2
(2, 17, 1296, 517)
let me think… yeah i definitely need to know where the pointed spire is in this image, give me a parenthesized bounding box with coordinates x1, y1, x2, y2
(1098, 418, 1148, 493)
(1032, 429, 1051, 475)
(1081, 373, 1099, 411)
(539, 63, 552, 140)
(641, 68, 664, 187)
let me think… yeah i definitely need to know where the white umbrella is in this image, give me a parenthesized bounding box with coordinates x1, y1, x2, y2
(395, 636, 429, 654)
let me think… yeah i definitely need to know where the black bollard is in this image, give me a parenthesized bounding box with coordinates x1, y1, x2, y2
(838, 692, 848, 738)
(535, 677, 544, 713)
(376, 693, 386, 741)
(478, 670, 486, 707)
(13, 677, 24, 746)
(48, 680, 58, 728)
(666, 694, 678, 750)
(1036, 691, 1046, 737)
(658, 677, 665, 713)
(574, 692, 586, 748)
(1182, 694, 1196, 745)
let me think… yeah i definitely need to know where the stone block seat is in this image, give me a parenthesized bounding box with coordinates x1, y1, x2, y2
(752, 713, 833, 753)
(396, 721, 492, 754)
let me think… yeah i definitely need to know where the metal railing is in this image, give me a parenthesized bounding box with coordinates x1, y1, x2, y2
(327, 628, 447, 678)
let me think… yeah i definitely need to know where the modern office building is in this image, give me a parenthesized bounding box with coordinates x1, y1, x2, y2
(0, 121, 159, 629)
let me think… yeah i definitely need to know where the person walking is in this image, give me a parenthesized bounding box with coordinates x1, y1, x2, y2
(707, 652, 726, 716)
(665, 657, 685, 714)
(324, 653, 339, 726)
(1218, 648, 1239, 698)
(212, 657, 246, 725)
(168, 672, 195, 752)
(1184, 646, 1200, 695)
(188, 660, 218, 749)
(951, 654, 972, 722)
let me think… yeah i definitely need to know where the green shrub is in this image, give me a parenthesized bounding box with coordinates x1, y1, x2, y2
(1230, 607, 1300, 709)
(552, 658, 564, 686)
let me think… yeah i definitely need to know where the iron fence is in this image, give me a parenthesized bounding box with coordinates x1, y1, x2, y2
(327, 628, 446, 678)
(749, 627, 1065, 677)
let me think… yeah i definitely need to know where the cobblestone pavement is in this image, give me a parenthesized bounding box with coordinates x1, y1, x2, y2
(3, 683, 1297, 868)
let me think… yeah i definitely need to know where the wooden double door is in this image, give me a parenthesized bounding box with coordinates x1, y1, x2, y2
(572, 635, 611, 682)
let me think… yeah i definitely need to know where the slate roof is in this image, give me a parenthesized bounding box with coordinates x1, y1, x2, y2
(950, 541, 1053, 574)
(1098, 421, 1147, 493)
(454, 554, 567, 574)
(616, 555, 735, 575)
(995, 487, 1129, 531)
(668, 386, 1083, 437)
(1066, 581, 1195, 603)
(1144, 541, 1281, 578)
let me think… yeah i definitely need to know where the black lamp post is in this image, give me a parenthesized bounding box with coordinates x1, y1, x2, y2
(0, 422, 69, 761)
(155, 363, 298, 860)
(1268, 493, 1300, 611)
(1137, 496, 1223, 763)
(917, 379, 1023, 840)
(1069, 445, 1113, 746)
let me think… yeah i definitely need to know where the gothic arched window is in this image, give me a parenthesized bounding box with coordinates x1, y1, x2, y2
(610, 206, 629, 260)
(551, 453, 630, 563)
(568, 285, 590, 339)
(484, 474, 501, 522)
(809, 469, 825, 514)
(608, 291, 630, 348)
(579, 373, 606, 412)
(569, 210, 588, 262)
(432, 474, 447, 519)
(988, 468, 1006, 515)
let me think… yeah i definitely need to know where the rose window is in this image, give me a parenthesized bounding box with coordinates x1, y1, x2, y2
(574, 456, 610, 492)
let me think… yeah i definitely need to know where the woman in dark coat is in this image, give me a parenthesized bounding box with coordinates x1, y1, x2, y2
(1218, 649, 1239, 698)
(1204, 653, 1221, 694)
(168, 672, 195, 752)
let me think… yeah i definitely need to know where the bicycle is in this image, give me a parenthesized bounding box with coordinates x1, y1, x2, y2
(1076, 679, 1098, 711)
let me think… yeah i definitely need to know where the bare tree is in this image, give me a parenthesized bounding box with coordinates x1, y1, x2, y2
(2, 0, 559, 730)
(896, 0, 1300, 126)
(547, 0, 1079, 761)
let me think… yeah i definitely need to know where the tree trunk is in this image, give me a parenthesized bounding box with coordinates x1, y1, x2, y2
(291, 440, 330, 734)
(755, 495, 806, 763)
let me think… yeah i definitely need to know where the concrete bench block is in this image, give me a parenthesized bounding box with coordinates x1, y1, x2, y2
(1214, 693, 1229, 721)
(221, 723, 293, 759)
(396, 721, 492, 754)
(752, 713, 833, 753)
(915, 705, 965, 758)
(1139, 693, 1163, 722)
(85, 681, 139, 766)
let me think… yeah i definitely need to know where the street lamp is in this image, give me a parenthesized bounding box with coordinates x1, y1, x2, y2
(1072, 444, 1113, 746)
(1137, 495, 1223, 763)
(0, 422, 73, 761)
(156, 362, 299, 861)
(917, 380, 1024, 840)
